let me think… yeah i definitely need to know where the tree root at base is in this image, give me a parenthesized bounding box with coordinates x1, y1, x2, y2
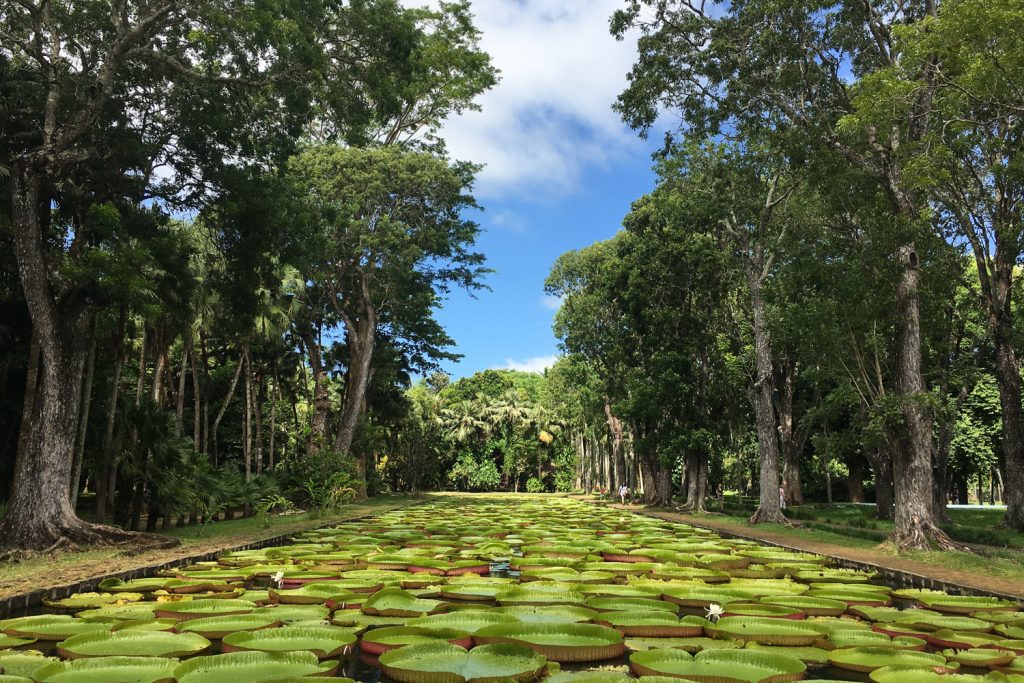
(0, 516, 180, 555)
(748, 507, 790, 525)
(889, 518, 966, 552)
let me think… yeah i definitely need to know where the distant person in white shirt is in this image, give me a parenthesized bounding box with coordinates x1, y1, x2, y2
(780, 480, 787, 510)
(619, 484, 628, 505)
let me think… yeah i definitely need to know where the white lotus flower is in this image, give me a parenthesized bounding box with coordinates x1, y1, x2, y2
(273, 571, 284, 587)
(706, 603, 724, 622)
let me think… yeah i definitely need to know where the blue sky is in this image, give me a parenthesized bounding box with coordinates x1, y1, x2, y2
(421, 0, 665, 378)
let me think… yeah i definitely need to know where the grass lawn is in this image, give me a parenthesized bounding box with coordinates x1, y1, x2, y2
(662, 502, 1024, 585)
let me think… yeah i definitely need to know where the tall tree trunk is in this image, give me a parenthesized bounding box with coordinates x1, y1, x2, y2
(243, 348, 252, 482)
(268, 376, 277, 470)
(891, 243, 955, 549)
(335, 308, 377, 463)
(69, 323, 97, 510)
(747, 273, 785, 524)
(774, 356, 804, 505)
(190, 339, 202, 451)
(994, 326, 1024, 529)
(872, 445, 894, 521)
(254, 373, 263, 476)
(1, 166, 171, 550)
(604, 397, 625, 491)
(14, 330, 41, 494)
(303, 328, 331, 453)
(211, 351, 244, 466)
(933, 386, 967, 524)
(682, 450, 708, 512)
(96, 314, 125, 522)
(175, 343, 189, 437)
(848, 452, 866, 503)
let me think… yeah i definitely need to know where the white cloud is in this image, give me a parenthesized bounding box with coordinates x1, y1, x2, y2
(408, 0, 646, 199)
(496, 355, 560, 373)
(540, 294, 563, 311)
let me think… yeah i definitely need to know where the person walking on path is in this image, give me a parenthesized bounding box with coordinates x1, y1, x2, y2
(619, 484, 628, 505)
(779, 480, 787, 511)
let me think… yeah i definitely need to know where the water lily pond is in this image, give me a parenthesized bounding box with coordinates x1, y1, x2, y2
(2, 496, 1023, 683)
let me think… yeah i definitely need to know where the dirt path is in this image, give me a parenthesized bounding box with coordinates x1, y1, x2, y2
(590, 501, 1024, 599)
(0, 498, 417, 601)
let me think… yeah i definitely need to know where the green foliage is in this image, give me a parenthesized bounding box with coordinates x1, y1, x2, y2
(447, 452, 501, 491)
(281, 450, 364, 511)
(525, 477, 545, 494)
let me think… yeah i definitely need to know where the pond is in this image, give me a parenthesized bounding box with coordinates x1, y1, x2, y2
(0, 496, 1021, 682)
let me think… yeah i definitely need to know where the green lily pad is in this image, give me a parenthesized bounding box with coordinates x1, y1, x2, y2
(57, 629, 211, 658)
(760, 596, 846, 616)
(745, 642, 830, 664)
(361, 626, 472, 655)
(599, 613, 708, 637)
(942, 648, 1015, 667)
(545, 671, 634, 683)
(630, 647, 806, 683)
(362, 588, 447, 617)
(828, 646, 951, 672)
(475, 622, 624, 662)
(30, 656, 178, 682)
(492, 606, 599, 624)
(0, 652, 58, 677)
(222, 625, 356, 658)
(869, 665, 999, 683)
(408, 612, 519, 634)
(586, 597, 679, 613)
(173, 651, 337, 682)
(153, 598, 256, 621)
(175, 614, 282, 639)
(708, 617, 826, 646)
(626, 637, 743, 653)
(0, 616, 109, 641)
(378, 642, 548, 683)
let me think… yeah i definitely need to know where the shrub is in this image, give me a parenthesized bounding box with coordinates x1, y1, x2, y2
(280, 450, 364, 510)
(526, 476, 545, 493)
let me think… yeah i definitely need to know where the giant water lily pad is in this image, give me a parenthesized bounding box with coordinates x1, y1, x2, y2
(586, 597, 679, 614)
(362, 588, 447, 617)
(176, 614, 282, 639)
(599, 613, 707, 637)
(173, 651, 337, 682)
(869, 666, 1002, 683)
(360, 626, 472, 656)
(222, 625, 356, 658)
(827, 646, 950, 672)
(0, 616, 109, 641)
(475, 622, 624, 662)
(378, 642, 547, 683)
(30, 656, 178, 683)
(625, 637, 743, 653)
(760, 596, 846, 617)
(409, 612, 519, 634)
(492, 606, 599, 624)
(708, 617, 826, 646)
(57, 629, 211, 658)
(942, 648, 1015, 668)
(153, 599, 256, 621)
(630, 647, 806, 683)
(0, 652, 58, 677)
(268, 583, 353, 605)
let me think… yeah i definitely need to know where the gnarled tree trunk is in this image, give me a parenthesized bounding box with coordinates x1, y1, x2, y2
(1, 167, 174, 550)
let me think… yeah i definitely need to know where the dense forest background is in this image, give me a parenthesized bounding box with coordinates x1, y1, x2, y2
(2, 0, 1024, 554)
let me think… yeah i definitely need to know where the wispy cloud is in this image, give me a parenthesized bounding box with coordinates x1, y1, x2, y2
(496, 355, 559, 374)
(407, 0, 646, 199)
(540, 294, 563, 311)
